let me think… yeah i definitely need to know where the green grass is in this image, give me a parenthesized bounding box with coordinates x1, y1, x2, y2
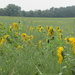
(0, 16, 75, 75)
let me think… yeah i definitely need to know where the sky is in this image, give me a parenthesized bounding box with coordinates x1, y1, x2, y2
(0, 0, 75, 11)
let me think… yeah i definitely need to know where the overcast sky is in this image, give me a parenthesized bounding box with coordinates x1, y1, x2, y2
(0, 0, 75, 11)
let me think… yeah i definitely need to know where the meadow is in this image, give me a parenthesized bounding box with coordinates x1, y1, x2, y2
(0, 16, 75, 75)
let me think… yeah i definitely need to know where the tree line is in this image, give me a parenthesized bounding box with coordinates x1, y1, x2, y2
(0, 4, 75, 17)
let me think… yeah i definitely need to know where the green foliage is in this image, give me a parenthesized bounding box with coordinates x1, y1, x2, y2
(5, 4, 22, 16)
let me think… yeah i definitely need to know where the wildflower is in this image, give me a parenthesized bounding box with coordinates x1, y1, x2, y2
(56, 27, 62, 33)
(10, 26, 12, 29)
(0, 35, 10, 44)
(39, 41, 42, 44)
(13, 23, 17, 26)
(0, 40, 2, 46)
(29, 27, 34, 31)
(26, 38, 32, 46)
(13, 23, 18, 30)
(69, 37, 75, 54)
(0, 23, 3, 27)
(60, 33, 63, 40)
(46, 26, 49, 30)
(22, 33, 26, 37)
(46, 39, 49, 43)
(3, 35, 9, 39)
(72, 47, 75, 54)
(30, 35, 34, 39)
(28, 39, 30, 41)
(69, 38, 75, 44)
(74, 51, 75, 54)
(64, 37, 69, 43)
(38, 40, 42, 48)
(17, 45, 21, 50)
(56, 27, 60, 30)
(48, 26, 54, 35)
(58, 29, 62, 33)
(1, 38, 7, 42)
(9, 26, 13, 32)
(58, 55, 63, 63)
(57, 47, 64, 63)
(22, 33, 28, 40)
(0, 23, 2, 25)
(17, 45, 23, 50)
(39, 26, 43, 32)
(72, 45, 75, 50)
(0, 38, 8, 46)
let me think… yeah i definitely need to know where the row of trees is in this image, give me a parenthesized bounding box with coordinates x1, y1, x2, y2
(0, 4, 75, 17)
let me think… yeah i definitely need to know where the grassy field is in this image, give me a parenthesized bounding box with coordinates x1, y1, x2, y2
(0, 16, 75, 75)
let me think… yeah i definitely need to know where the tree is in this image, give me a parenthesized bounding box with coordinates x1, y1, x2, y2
(1, 4, 75, 17)
(27, 10, 34, 17)
(0, 8, 6, 16)
(5, 4, 22, 16)
(21, 10, 27, 17)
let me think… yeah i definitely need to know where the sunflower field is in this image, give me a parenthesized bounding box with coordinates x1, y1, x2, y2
(0, 16, 75, 75)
